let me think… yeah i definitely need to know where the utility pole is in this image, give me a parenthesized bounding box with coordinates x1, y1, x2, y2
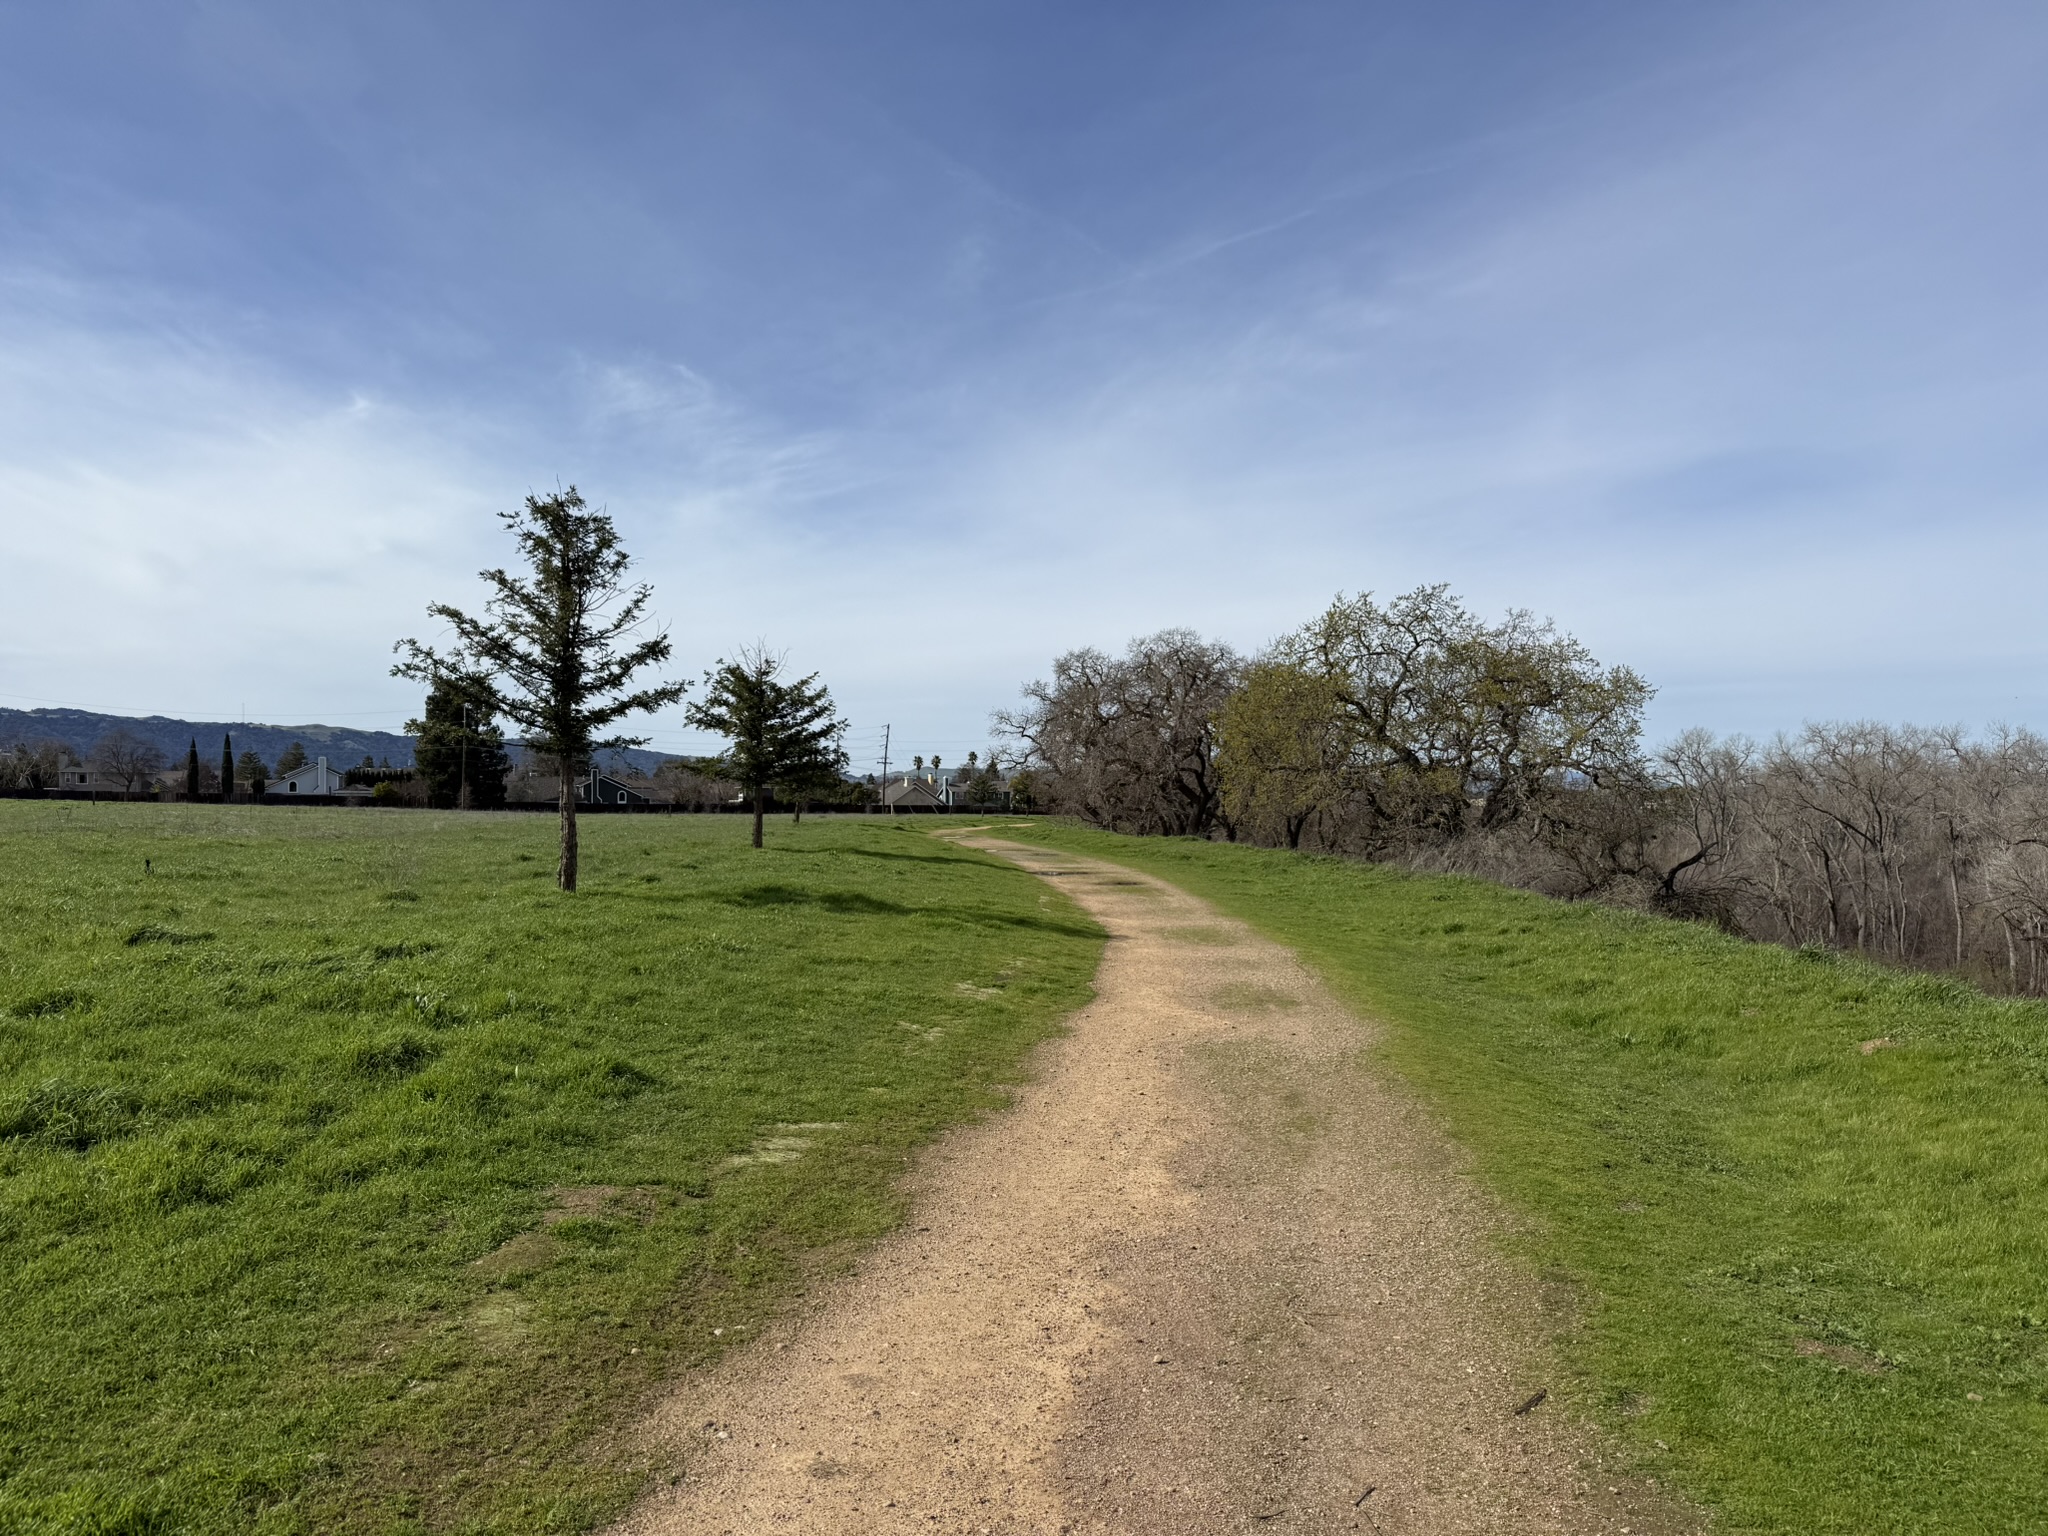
(879, 724, 893, 817)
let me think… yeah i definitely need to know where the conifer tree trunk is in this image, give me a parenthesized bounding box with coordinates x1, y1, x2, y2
(559, 754, 579, 892)
(751, 784, 765, 849)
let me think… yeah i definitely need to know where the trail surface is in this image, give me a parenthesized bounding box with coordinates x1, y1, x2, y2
(612, 839, 1691, 1535)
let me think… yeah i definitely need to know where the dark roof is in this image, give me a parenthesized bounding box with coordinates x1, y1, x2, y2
(578, 772, 651, 805)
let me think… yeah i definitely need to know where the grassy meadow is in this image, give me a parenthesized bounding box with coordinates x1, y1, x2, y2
(0, 804, 1100, 1535)
(991, 821, 2048, 1536)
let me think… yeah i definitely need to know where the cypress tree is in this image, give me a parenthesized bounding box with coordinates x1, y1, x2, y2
(185, 740, 200, 799)
(220, 735, 235, 801)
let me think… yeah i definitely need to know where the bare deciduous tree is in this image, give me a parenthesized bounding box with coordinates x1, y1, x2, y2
(0, 740, 66, 791)
(91, 728, 163, 794)
(996, 630, 1241, 837)
(651, 759, 740, 811)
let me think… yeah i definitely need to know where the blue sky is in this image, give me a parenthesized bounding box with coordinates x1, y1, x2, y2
(3, 1, 2045, 769)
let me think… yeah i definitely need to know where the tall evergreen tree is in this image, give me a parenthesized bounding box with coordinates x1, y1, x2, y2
(685, 647, 846, 849)
(276, 741, 308, 776)
(185, 740, 200, 800)
(220, 735, 235, 800)
(409, 674, 512, 809)
(395, 488, 685, 890)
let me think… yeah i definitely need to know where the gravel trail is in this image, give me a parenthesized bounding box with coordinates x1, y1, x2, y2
(609, 838, 1694, 1536)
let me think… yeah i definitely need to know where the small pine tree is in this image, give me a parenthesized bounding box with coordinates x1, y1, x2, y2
(185, 740, 200, 800)
(220, 735, 235, 800)
(685, 647, 846, 849)
(237, 750, 269, 796)
(275, 742, 308, 776)
(395, 488, 687, 890)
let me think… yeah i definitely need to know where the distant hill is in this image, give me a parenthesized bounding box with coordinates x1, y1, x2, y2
(1, 708, 418, 771)
(0, 708, 676, 776)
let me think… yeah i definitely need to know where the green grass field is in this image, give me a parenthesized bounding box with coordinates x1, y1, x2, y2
(0, 805, 1100, 1536)
(13, 804, 2046, 1535)
(990, 822, 2048, 1536)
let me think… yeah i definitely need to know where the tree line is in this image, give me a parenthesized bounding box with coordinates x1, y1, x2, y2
(996, 586, 2048, 995)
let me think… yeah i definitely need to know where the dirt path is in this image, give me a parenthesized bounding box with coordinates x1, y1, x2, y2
(611, 839, 1692, 1535)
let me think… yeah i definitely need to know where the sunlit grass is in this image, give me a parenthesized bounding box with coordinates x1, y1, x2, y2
(0, 805, 1100, 1534)
(994, 821, 2048, 1536)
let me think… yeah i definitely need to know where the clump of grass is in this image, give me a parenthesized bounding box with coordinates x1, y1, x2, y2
(3, 988, 91, 1018)
(0, 806, 1099, 1534)
(123, 924, 210, 946)
(346, 1033, 439, 1079)
(1002, 822, 2048, 1536)
(0, 1078, 142, 1150)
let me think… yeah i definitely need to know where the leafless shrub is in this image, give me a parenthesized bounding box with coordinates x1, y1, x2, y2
(651, 759, 741, 809)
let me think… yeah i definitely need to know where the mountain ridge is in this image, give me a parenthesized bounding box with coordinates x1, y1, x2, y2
(0, 708, 677, 775)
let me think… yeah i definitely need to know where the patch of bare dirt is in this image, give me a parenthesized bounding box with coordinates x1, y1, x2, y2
(609, 839, 1700, 1535)
(1794, 1338, 1888, 1373)
(727, 1124, 850, 1168)
(470, 1185, 664, 1279)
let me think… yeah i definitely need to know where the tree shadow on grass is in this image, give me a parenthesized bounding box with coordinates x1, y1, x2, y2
(716, 884, 911, 916)
(827, 846, 960, 866)
(698, 883, 1099, 938)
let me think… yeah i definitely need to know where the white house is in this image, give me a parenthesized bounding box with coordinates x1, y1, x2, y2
(265, 756, 358, 796)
